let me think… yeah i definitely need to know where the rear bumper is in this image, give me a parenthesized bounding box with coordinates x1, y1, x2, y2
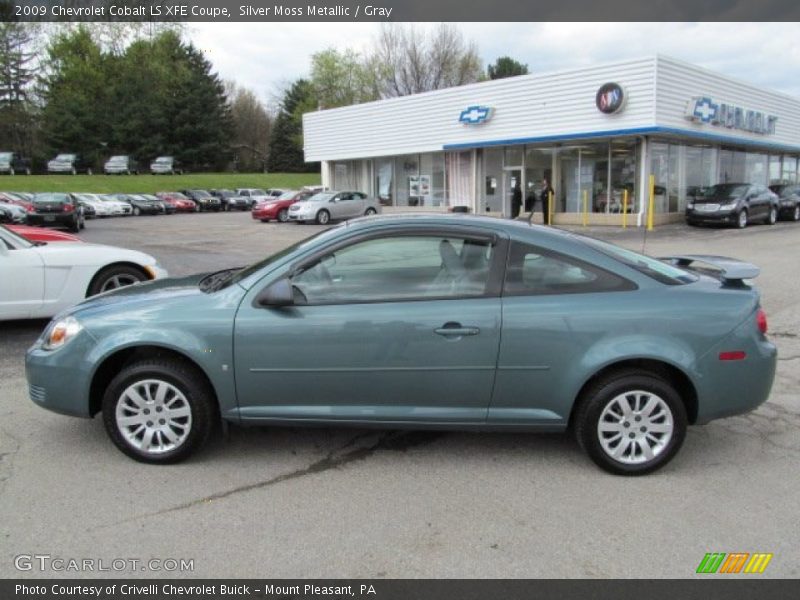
(27, 213, 77, 227)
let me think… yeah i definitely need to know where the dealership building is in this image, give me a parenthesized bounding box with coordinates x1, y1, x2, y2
(303, 55, 800, 226)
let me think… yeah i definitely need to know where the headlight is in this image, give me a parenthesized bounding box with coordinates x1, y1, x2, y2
(687, 203, 694, 210)
(42, 316, 83, 351)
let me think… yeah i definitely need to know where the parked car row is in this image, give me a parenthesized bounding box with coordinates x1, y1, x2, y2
(686, 183, 800, 228)
(253, 190, 381, 224)
(0, 151, 186, 176)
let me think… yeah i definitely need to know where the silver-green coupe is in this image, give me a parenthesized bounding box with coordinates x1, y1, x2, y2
(25, 215, 777, 474)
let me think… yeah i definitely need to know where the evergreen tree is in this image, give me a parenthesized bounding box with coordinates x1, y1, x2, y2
(267, 79, 317, 173)
(0, 23, 37, 155)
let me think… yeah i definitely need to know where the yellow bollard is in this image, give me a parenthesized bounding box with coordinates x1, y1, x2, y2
(582, 190, 588, 227)
(547, 190, 553, 226)
(622, 189, 628, 229)
(647, 175, 655, 231)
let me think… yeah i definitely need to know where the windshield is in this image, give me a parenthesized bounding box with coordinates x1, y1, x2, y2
(278, 191, 298, 200)
(222, 226, 346, 290)
(702, 184, 749, 199)
(580, 236, 698, 285)
(154, 157, 172, 164)
(191, 190, 212, 198)
(0, 152, 11, 161)
(171, 193, 189, 200)
(107, 156, 126, 163)
(33, 193, 69, 204)
(99, 195, 119, 203)
(54, 154, 75, 161)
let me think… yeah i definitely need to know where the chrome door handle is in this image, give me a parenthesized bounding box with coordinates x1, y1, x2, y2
(434, 323, 480, 337)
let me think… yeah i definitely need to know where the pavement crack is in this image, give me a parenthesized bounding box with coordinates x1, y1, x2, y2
(92, 430, 443, 530)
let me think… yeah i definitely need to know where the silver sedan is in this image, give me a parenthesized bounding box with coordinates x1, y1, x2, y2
(289, 191, 381, 224)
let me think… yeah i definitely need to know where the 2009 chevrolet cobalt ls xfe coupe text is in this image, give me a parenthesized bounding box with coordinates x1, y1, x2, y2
(26, 215, 777, 474)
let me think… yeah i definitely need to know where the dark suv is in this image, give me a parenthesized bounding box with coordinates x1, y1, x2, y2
(768, 184, 800, 222)
(179, 189, 222, 212)
(0, 152, 32, 175)
(27, 192, 85, 232)
(686, 183, 779, 228)
(47, 153, 94, 175)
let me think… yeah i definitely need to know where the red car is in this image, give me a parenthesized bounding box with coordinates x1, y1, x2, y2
(155, 192, 196, 213)
(252, 190, 313, 223)
(6, 224, 83, 243)
(0, 192, 35, 213)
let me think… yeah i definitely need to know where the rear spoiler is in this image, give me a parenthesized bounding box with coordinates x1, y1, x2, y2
(660, 255, 760, 285)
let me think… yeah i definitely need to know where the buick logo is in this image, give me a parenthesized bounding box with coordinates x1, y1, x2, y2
(596, 83, 625, 114)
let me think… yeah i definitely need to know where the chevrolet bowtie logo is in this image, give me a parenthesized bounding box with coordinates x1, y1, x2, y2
(688, 97, 719, 123)
(459, 105, 493, 125)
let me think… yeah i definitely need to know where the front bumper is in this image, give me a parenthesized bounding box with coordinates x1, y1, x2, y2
(685, 208, 738, 224)
(26, 330, 99, 418)
(104, 167, 131, 174)
(47, 164, 76, 173)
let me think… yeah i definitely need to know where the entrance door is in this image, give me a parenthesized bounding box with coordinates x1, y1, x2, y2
(504, 169, 522, 218)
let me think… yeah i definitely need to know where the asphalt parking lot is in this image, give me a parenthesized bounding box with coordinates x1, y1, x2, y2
(1, 212, 798, 578)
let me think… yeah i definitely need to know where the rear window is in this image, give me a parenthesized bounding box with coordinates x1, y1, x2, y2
(580, 237, 697, 285)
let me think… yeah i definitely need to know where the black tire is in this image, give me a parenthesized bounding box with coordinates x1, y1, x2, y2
(316, 209, 330, 225)
(102, 358, 215, 464)
(766, 207, 777, 225)
(69, 216, 80, 233)
(87, 264, 148, 296)
(736, 209, 748, 229)
(277, 208, 289, 222)
(573, 369, 687, 475)
(364, 207, 377, 216)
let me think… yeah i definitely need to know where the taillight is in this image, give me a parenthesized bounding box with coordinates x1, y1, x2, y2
(63, 203, 74, 213)
(756, 308, 768, 335)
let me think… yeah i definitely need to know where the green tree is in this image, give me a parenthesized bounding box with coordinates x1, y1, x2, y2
(227, 82, 271, 172)
(267, 79, 317, 173)
(487, 56, 529, 80)
(0, 23, 37, 155)
(39, 26, 110, 168)
(310, 48, 379, 109)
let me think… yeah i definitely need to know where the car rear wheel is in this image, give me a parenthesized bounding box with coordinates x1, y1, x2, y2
(316, 209, 330, 225)
(766, 207, 777, 225)
(364, 207, 377, 216)
(278, 208, 289, 222)
(736, 210, 748, 229)
(69, 216, 80, 233)
(574, 370, 687, 475)
(88, 264, 148, 296)
(102, 358, 215, 464)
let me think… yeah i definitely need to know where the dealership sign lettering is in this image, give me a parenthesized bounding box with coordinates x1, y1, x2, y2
(685, 96, 777, 135)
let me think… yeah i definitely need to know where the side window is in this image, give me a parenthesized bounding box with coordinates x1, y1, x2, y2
(292, 235, 495, 305)
(504, 241, 634, 296)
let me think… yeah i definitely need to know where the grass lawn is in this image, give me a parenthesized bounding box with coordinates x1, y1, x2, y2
(0, 172, 322, 194)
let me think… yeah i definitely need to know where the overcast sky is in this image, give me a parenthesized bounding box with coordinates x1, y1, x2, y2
(187, 22, 800, 106)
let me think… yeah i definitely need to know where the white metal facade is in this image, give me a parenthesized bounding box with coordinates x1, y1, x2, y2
(303, 55, 800, 162)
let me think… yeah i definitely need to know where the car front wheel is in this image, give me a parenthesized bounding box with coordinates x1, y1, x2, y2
(364, 207, 377, 216)
(102, 358, 215, 464)
(88, 264, 148, 296)
(736, 210, 748, 229)
(574, 370, 687, 475)
(316, 209, 330, 225)
(278, 208, 289, 222)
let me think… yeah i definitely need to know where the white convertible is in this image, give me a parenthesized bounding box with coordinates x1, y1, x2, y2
(0, 225, 168, 320)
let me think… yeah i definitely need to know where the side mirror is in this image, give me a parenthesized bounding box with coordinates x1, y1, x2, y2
(256, 278, 294, 307)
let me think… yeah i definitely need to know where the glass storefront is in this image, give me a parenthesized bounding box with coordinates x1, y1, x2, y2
(345, 143, 798, 217)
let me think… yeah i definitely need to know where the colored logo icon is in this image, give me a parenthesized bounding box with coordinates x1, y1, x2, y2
(696, 552, 773, 574)
(595, 82, 625, 114)
(459, 105, 493, 125)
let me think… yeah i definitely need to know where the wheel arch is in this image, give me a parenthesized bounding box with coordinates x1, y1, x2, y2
(88, 344, 218, 418)
(569, 358, 699, 426)
(85, 261, 152, 297)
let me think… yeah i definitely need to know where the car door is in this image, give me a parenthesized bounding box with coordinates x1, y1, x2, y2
(747, 185, 766, 219)
(0, 232, 45, 320)
(233, 229, 506, 424)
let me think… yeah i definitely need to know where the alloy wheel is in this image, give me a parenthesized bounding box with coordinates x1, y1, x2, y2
(99, 273, 141, 292)
(115, 379, 193, 455)
(597, 390, 674, 465)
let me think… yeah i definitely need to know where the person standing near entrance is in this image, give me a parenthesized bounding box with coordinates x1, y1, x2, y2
(539, 178, 554, 224)
(511, 182, 522, 218)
